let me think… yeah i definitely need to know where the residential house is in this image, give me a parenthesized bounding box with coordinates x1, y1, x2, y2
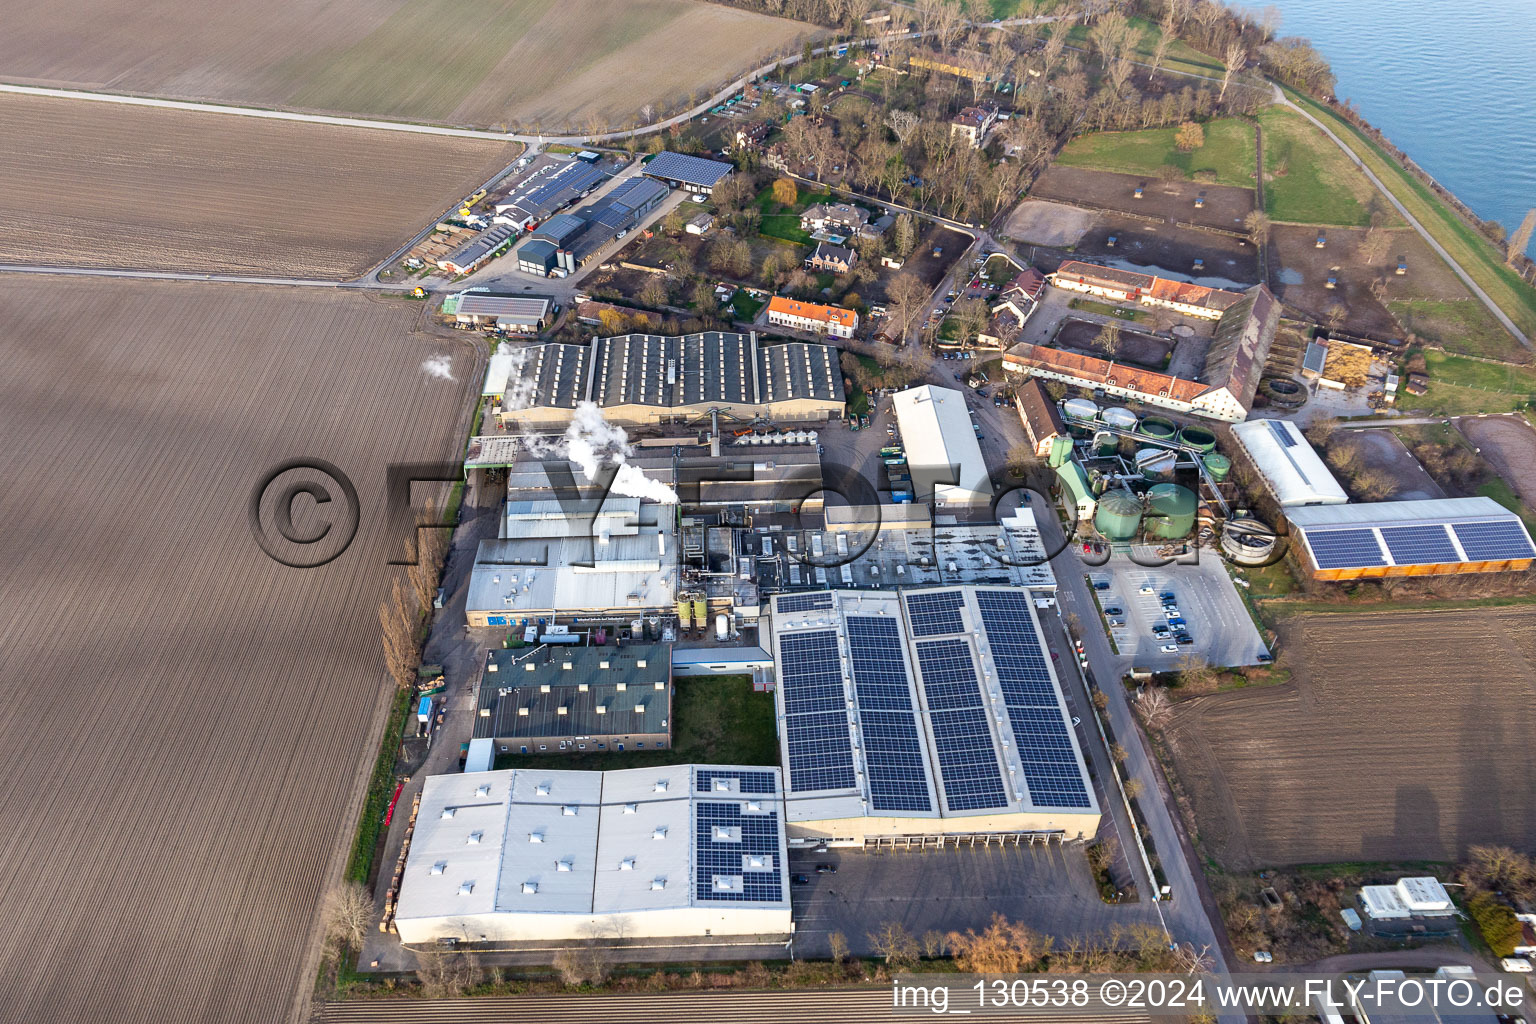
(805, 241, 857, 274)
(951, 105, 999, 149)
(766, 296, 859, 339)
(800, 202, 870, 237)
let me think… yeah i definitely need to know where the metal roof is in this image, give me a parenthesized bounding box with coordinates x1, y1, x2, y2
(892, 385, 993, 505)
(593, 332, 757, 409)
(1231, 418, 1348, 507)
(643, 151, 733, 188)
(453, 293, 550, 321)
(474, 644, 672, 741)
(1286, 496, 1518, 528)
(1289, 497, 1535, 570)
(757, 341, 844, 404)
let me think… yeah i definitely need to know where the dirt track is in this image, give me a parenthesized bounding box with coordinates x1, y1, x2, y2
(0, 278, 477, 1024)
(1163, 609, 1536, 870)
(0, 92, 516, 277)
(1459, 415, 1536, 506)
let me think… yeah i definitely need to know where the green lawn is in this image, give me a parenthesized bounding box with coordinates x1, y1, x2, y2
(1396, 349, 1536, 416)
(1257, 106, 1379, 227)
(754, 183, 834, 246)
(1050, 16, 1224, 78)
(1387, 298, 1529, 363)
(493, 673, 777, 772)
(1283, 87, 1536, 338)
(1068, 297, 1153, 323)
(727, 289, 766, 321)
(1058, 118, 1256, 189)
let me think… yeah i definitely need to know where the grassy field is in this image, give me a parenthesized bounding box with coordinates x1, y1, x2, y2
(1162, 609, 1536, 870)
(1058, 118, 1256, 189)
(1257, 106, 1380, 227)
(493, 673, 777, 771)
(1049, 15, 1224, 78)
(1396, 349, 1536, 416)
(1389, 299, 1528, 363)
(0, 0, 813, 130)
(1283, 88, 1536, 339)
(0, 92, 516, 277)
(0, 277, 476, 1024)
(754, 183, 834, 246)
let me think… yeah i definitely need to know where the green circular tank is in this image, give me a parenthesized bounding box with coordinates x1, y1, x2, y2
(1139, 417, 1177, 440)
(1178, 425, 1218, 452)
(1203, 452, 1232, 482)
(1094, 488, 1142, 542)
(1145, 483, 1198, 540)
(1047, 434, 1074, 468)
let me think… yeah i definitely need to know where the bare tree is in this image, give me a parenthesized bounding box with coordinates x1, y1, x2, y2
(921, 930, 949, 959)
(409, 497, 448, 614)
(1243, 209, 1271, 242)
(379, 577, 419, 691)
(1136, 685, 1173, 729)
(868, 920, 920, 967)
(1096, 319, 1122, 360)
(1219, 43, 1247, 103)
(1174, 653, 1219, 694)
(1148, 8, 1177, 80)
(829, 930, 850, 963)
(887, 272, 929, 337)
(885, 109, 921, 147)
(1507, 208, 1536, 267)
(325, 881, 375, 954)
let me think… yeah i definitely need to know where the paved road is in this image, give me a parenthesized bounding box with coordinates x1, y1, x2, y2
(315, 988, 1153, 1023)
(1268, 84, 1530, 350)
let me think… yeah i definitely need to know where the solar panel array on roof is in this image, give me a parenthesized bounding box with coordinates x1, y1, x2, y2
(975, 590, 1092, 809)
(914, 638, 1008, 812)
(1305, 528, 1387, 569)
(695, 768, 778, 795)
(643, 151, 734, 189)
(694, 801, 783, 903)
(779, 631, 855, 792)
(1294, 503, 1536, 572)
(846, 616, 931, 813)
(775, 592, 833, 613)
(1452, 520, 1536, 561)
(1379, 524, 1459, 566)
(905, 590, 966, 636)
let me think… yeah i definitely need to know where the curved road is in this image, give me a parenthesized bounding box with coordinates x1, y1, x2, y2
(1268, 84, 1530, 349)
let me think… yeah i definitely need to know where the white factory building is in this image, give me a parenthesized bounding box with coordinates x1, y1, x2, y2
(892, 385, 994, 508)
(464, 497, 678, 627)
(394, 765, 792, 946)
(1230, 418, 1348, 508)
(766, 587, 1100, 847)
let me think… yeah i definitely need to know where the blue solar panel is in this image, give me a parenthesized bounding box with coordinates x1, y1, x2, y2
(778, 631, 844, 714)
(905, 590, 966, 636)
(928, 708, 1009, 811)
(846, 617, 913, 710)
(914, 640, 984, 709)
(694, 801, 783, 903)
(860, 710, 933, 812)
(1452, 520, 1536, 561)
(1304, 527, 1386, 569)
(976, 590, 1059, 706)
(776, 592, 834, 613)
(695, 768, 777, 795)
(1379, 524, 1459, 565)
(784, 711, 856, 791)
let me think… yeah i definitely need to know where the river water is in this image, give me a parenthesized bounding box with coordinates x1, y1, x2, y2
(1266, 0, 1536, 256)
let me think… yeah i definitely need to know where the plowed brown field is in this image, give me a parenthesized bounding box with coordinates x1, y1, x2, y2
(1164, 609, 1536, 870)
(0, 277, 478, 1024)
(0, 92, 516, 277)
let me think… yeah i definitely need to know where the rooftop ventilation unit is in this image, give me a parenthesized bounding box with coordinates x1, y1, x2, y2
(521, 882, 537, 895)
(431, 861, 446, 875)
(459, 881, 476, 895)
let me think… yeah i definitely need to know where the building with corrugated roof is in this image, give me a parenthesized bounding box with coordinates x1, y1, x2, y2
(1287, 497, 1536, 580)
(641, 151, 734, 193)
(1230, 418, 1347, 508)
(393, 764, 791, 945)
(443, 291, 551, 332)
(474, 644, 672, 756)
(438, 224, 517, 275)
(892, 385, 993, 507)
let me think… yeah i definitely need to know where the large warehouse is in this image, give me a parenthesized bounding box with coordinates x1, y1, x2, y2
(1288, 497, 1536, 579)
(394, 764, 792, 945)
(892, 385, 994, 507)
(498, 334, 844, 427)
(641, 151, 734, 193)
(766, 587, 1100, 846)
(1231, 418, 1348, 508)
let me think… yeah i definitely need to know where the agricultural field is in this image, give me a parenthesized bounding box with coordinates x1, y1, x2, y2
(1056, 118, 1257, 190)
(0, 93, 516, 277)
(1258, 106, 1385, 228)
(0, 0, 812, 130)
(0, 277, 477, 1024)
(1162, 609, 1536, 871)
(1398, 350, 1536, 417)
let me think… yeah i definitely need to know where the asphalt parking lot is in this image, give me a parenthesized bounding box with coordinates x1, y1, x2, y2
(786, 840, 1159, 957)
(1086, 550, 1269, 670)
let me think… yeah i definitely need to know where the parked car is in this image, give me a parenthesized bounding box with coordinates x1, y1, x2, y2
(1104, 606, 1123, 617)
(815, 863, 838, 874)
(791, 874, 811, 885)
(1168, 617, 1187, 628)
(1164, 608, 1181, 619)
(1093, 581, 1111, 591)
(1160, 644, 1179, 653)
(1257, 652, 1274, 663)
(1139, 585, 1154, 594)
(1159, 591, 1177, 602)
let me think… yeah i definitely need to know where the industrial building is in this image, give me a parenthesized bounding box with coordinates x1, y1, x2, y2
(892, 385, 994, 508)
(438, 224, 517, 275)
(1230, 418, 1348, 508)
(494, 160, 610, 229)
(464, 497, 678, 626)
(766, 587, 1100, 846)
(1014, 377, 1067, 457)
(496, 334, 845, 428)
(473, 644, 672, 756)
(641, 151, 734, 193)
(393, 764, 792, 945)
(442, 291, 551, 333)
(1357, 877, 1459, 938)
(1287, 497, 1536, 579)
(1004, 284, 1280, 423)
(482, 342, 589, 414)
(765, 297, 858, 339)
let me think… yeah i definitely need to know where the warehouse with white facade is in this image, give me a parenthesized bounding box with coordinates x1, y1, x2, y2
(892, 385, 994, 508)
(766, 587, 1100, 847)
(1230, 418, 1348, 508)
(394, 764, 791, 945)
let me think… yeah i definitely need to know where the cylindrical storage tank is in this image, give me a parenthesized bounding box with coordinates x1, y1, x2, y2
(1145, 483, 1198, 539)
(1139, 416, 1177, 440)
(1047, 434, 1074, 468)
(1203, 452, 1232, 482)
(1102, 407, 1137, 430)
(715, 613, 730, 641)
(1062, 397, 1098, 422)
(1140, 452, 1177, 481)
(1135, 447, 1165, 467)
(676, 599, 692, 630)
(1178, 425, 1218, 452)
(1092, 431, 1116, 456)
(1094, 488, 1142, 542)
(692, 597, 707, 624)
(1222, 517, 1278, 565)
